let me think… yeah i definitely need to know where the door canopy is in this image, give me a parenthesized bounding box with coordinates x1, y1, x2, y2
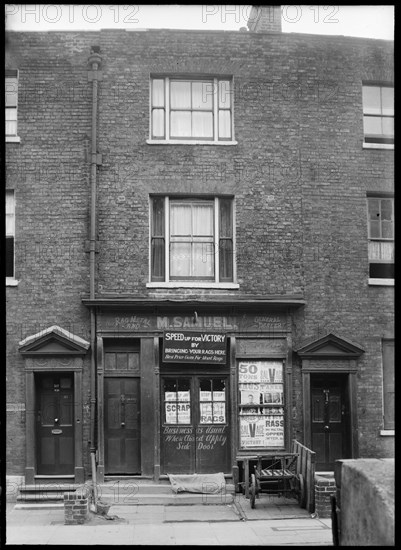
(295, 332, 364, 359)
(18, 325, 90, 355)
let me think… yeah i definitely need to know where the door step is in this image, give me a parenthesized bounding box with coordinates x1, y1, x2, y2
(98, 481, 235, 505)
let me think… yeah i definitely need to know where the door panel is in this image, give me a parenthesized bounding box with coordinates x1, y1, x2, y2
(36, 373, 74, 475)
(104, 378, 141, 474)
(311, 375, 349, 471)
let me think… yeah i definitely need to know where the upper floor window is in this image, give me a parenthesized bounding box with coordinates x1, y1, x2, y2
(6, 190, 15, 279)
(362, 84, 394, 145)
(382, 339, 394, 432)
(150, 77, 233, 142)
(5, 70, 18, 138)
(150, 196, 234, 284)
(367, 196, 394, 282)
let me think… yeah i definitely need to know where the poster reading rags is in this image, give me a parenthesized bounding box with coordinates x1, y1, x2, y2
(240, 415, 284, 448)
(163, 332, 226, 364)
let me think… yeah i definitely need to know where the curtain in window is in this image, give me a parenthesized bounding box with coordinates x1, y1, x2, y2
(219, 199, 233, 281)
(151, 198, 165, 281)
(170, 202, 214, 279)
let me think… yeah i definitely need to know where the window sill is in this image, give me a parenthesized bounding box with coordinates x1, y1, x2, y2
(147, 282, 239, 289)
(363, 142, 394, 150)
(146, 139, 238, 146)
(6, 277, 19, 287)
(380, 429, 394, 436)
(6, 136, 21, 143)
(368, 278, 394, 286)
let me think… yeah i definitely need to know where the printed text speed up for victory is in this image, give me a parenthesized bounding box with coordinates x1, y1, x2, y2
(164, 333, 225, 342)
(163, 331, 227, 364)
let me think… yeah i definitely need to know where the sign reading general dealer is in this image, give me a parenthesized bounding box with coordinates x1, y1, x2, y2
(163, 331, 227, 364)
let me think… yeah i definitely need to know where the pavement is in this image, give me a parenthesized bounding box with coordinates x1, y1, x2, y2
(5, 494, 333, 546)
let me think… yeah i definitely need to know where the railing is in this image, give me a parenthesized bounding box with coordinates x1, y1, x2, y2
(292, 439, 316, 513)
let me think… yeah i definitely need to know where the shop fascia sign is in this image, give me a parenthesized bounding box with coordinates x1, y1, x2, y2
(162, 331, 227, 364)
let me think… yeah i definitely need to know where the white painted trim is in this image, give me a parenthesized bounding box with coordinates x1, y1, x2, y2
(363, 142, 394, 150)
(380, 429, 394, 436)
(6, 277, 19, 286)
(146, 282, 239, 289)
(368, 278, 394, 286)
(6, 136, 21, 143)
(146, 139, 237, 146)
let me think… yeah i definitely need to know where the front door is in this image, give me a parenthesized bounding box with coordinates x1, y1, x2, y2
(104, 378, 141, 474)
(161, 375, 230, 474)
(311, 374, 350, 471)
(36, 373, 74, 475)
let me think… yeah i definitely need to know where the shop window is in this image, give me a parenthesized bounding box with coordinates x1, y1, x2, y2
(238, 360, 285, 448)
(150, 76, 233, 142)
(367, 196, 394, 283)
(5, 70, 19, 139)
(150, 196, 234, 284)
(6, 190, 15, 280)
(362, 84, 394, 145)
(163, 378, 191, 424)
(199, 378, 226, 424)
(382, 340, 394, 431)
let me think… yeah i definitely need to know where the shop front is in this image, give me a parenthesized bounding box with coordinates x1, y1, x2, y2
(86, 299, 305, 483)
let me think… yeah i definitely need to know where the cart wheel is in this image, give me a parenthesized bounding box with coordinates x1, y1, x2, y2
(250, 474, 256, 509)
(297, 474, 307, 509)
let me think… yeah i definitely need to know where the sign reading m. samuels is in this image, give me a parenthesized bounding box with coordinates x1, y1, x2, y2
(163, 331, 227, 364)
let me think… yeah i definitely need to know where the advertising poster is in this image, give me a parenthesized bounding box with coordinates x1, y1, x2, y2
(238, 361, 283, 383)
(240, 415, 285, 447)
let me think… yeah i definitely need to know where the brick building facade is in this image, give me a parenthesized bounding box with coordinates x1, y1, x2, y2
(5, 7, 393, 490)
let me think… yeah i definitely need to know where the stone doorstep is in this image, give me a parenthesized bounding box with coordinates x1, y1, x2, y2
(99, 482, 235, 496)
(100, 492, 235, 506)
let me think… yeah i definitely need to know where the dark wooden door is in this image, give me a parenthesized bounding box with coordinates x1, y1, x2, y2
(311, 376, 349, 471)
(104, 378, 141, 474)
(36, 373, 74, 475)
(161, 375, 230, 474)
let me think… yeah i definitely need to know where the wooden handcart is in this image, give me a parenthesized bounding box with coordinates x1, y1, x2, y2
(239, 453, 306, 509)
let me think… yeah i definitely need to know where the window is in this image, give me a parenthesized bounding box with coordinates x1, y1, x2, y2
(5, 70, 18, 138)
(362, 84, 394, 145)
(367, 196, 394, 281)
(6, 190, 15, 279)
(150, 196, 234, 285)
(163, 378, 191, 424)
(150, 77, 233, 142)
(238, 361, 285, 449)
(382, 340, 394, 432)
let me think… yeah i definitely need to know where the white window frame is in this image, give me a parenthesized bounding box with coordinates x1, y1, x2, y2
(367, 196, 394, 286)
(147, 76, 237, 146)
(6, 190, 18, 286)
(362, 83, 394, 149)
(380, 339, 394, 435)
(5, 69, 21, 143)
(147, 196, 238, 289)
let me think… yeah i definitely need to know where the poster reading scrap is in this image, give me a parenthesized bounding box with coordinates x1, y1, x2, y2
(165, 391, 191, 424)
(238, 361, 285, 448)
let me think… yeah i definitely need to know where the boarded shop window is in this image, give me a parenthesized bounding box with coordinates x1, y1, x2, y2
(163, 378, 191, 424)
(238, 360, 285, 448)
(6, 190, 15, 278)
(5, 70, 18, 137)
(362, 84, 394, 145)
(150, 77, 232, 141)
(382, 340, 394, 430)
(150, 196, 234, 283)
(367, 196, 394, 280)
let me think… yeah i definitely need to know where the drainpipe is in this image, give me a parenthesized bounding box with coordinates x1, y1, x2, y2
(88, 47, 102, 511)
